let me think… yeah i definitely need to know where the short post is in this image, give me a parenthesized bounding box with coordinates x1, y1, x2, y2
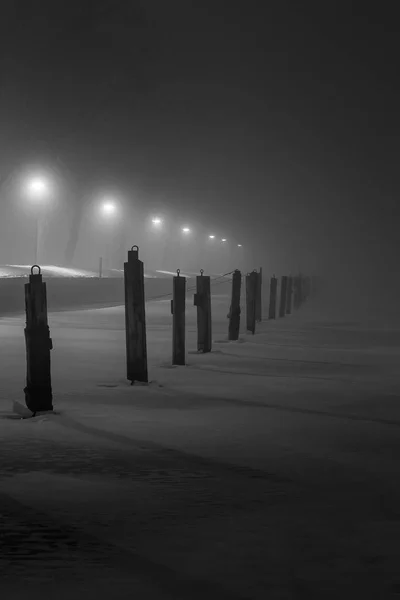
(279, 275, 288, 318)
(24, 265, 53, 413)
(246, 271, 258, 334)
(286, 276, 293, 314)
(171, 269, 186, 365)
(99, 256, 103, 278)
(268, 275, 278, 319)
(228, 269, 241, 341)
(194, 269, 212, 353)
(298, 275, 304, 307)
(124, 245, 148, 383)
(255, 267, 262, 322)
(293, 275, 301, 310)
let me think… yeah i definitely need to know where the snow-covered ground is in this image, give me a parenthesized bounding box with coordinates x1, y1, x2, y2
(0, 290, 399, 598)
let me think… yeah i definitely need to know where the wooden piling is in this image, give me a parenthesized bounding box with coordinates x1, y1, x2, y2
(246, 271, 258, 334)
(24, 265, 53, 413)
(194, 270, 212, 353)
(228, 270, 242, 341)
(268, 275, 278, 319)
(172, 269, 186, 365)
(293, 275, 301, 310)
(279, 275, 288, 318)
(124, 246, 148, 383)
(255, 267, 262, 322)
(286, 276, 293, 314)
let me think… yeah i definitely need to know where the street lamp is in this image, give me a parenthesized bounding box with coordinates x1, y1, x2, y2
(151, 216, 163, 227)
(100, 201, 117, 217)
(182, 227, 191, 234)
(98, 198, 121, 272)
(209, 235, 215, 239)
(25, 174, 51, 264)
(221, 238, 227, 243)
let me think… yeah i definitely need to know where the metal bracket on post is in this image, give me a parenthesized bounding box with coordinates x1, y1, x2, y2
(194, 269, 212, 353)
(24, 264, 53, 413)
(172, 269, 186, 365)
(124, 245, 148, 384)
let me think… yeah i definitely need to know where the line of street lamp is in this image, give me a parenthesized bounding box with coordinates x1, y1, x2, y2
(22, 173, 244, 264)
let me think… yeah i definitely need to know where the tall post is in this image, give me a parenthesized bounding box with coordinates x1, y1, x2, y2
(194, 269, 212, 353)
(228, 269, 241, 341)
(286, 276, 293, 314)
(124, 245, 148, 383)
(172, 269, 186, 365)
(279, 275, 288, 318)
(246, 271, 258, 334)
(99, 256, 103, 278)
(255, 267, 262, 322)
(24, 265, 53, 413)
(268, 275, 278, 319)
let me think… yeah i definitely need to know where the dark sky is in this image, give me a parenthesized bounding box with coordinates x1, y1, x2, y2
(0, 1, 399, 276)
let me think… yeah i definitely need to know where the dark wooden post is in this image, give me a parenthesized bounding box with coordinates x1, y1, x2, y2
(268, 275, 278, 319)
(194, 269, 212, 352)
(24, 265, 53, 413)
(279, 275, 288, 318)
(99, 256, 103, 278)
(228, 270, 241, 341)
(286, 276, 293, 314)
(124, 245, 148, 384)
(255, 267, 262, 322)
(293, 275, 300, 310)
(172, 269, 186, 365)
(298, 275, 304, 307)
(246, 271, 258, 334)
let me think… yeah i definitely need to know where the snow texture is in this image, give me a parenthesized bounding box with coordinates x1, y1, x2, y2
(0, 285, 399, 598)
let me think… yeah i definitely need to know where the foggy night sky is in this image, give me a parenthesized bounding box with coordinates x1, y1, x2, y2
(0, 1, 399, 283)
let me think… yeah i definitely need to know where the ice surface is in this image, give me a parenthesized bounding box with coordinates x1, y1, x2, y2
(0, 288, 399, 598)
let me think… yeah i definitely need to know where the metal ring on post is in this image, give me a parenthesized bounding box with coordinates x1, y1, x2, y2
(31, 265, 41, 275)
(176, 269, 180, 277)
(200, 269, 204, 276)
(131, 245, 139, 252)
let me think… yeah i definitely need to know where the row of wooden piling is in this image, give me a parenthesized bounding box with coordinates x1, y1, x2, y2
(22, 249, 315, 413)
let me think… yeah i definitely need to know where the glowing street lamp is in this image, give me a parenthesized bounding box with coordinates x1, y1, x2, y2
(237, 244, 242, 247)
(100, 201, 117, 217)
(151, 216, 163, 227)
(209, 235, 215, 239)
(221, 238, 227, 243)
(182, 227, 191, 234)
(26, 176, 50, 201)
(98, 198, 121, 271)
(25, 174, 52, 263)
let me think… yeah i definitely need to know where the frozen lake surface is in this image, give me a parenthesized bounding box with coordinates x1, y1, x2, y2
(1, 288, 399, 598)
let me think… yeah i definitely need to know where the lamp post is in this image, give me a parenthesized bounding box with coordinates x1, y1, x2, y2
(99, 199, 120, 272)
(25, 176, 51, 264)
